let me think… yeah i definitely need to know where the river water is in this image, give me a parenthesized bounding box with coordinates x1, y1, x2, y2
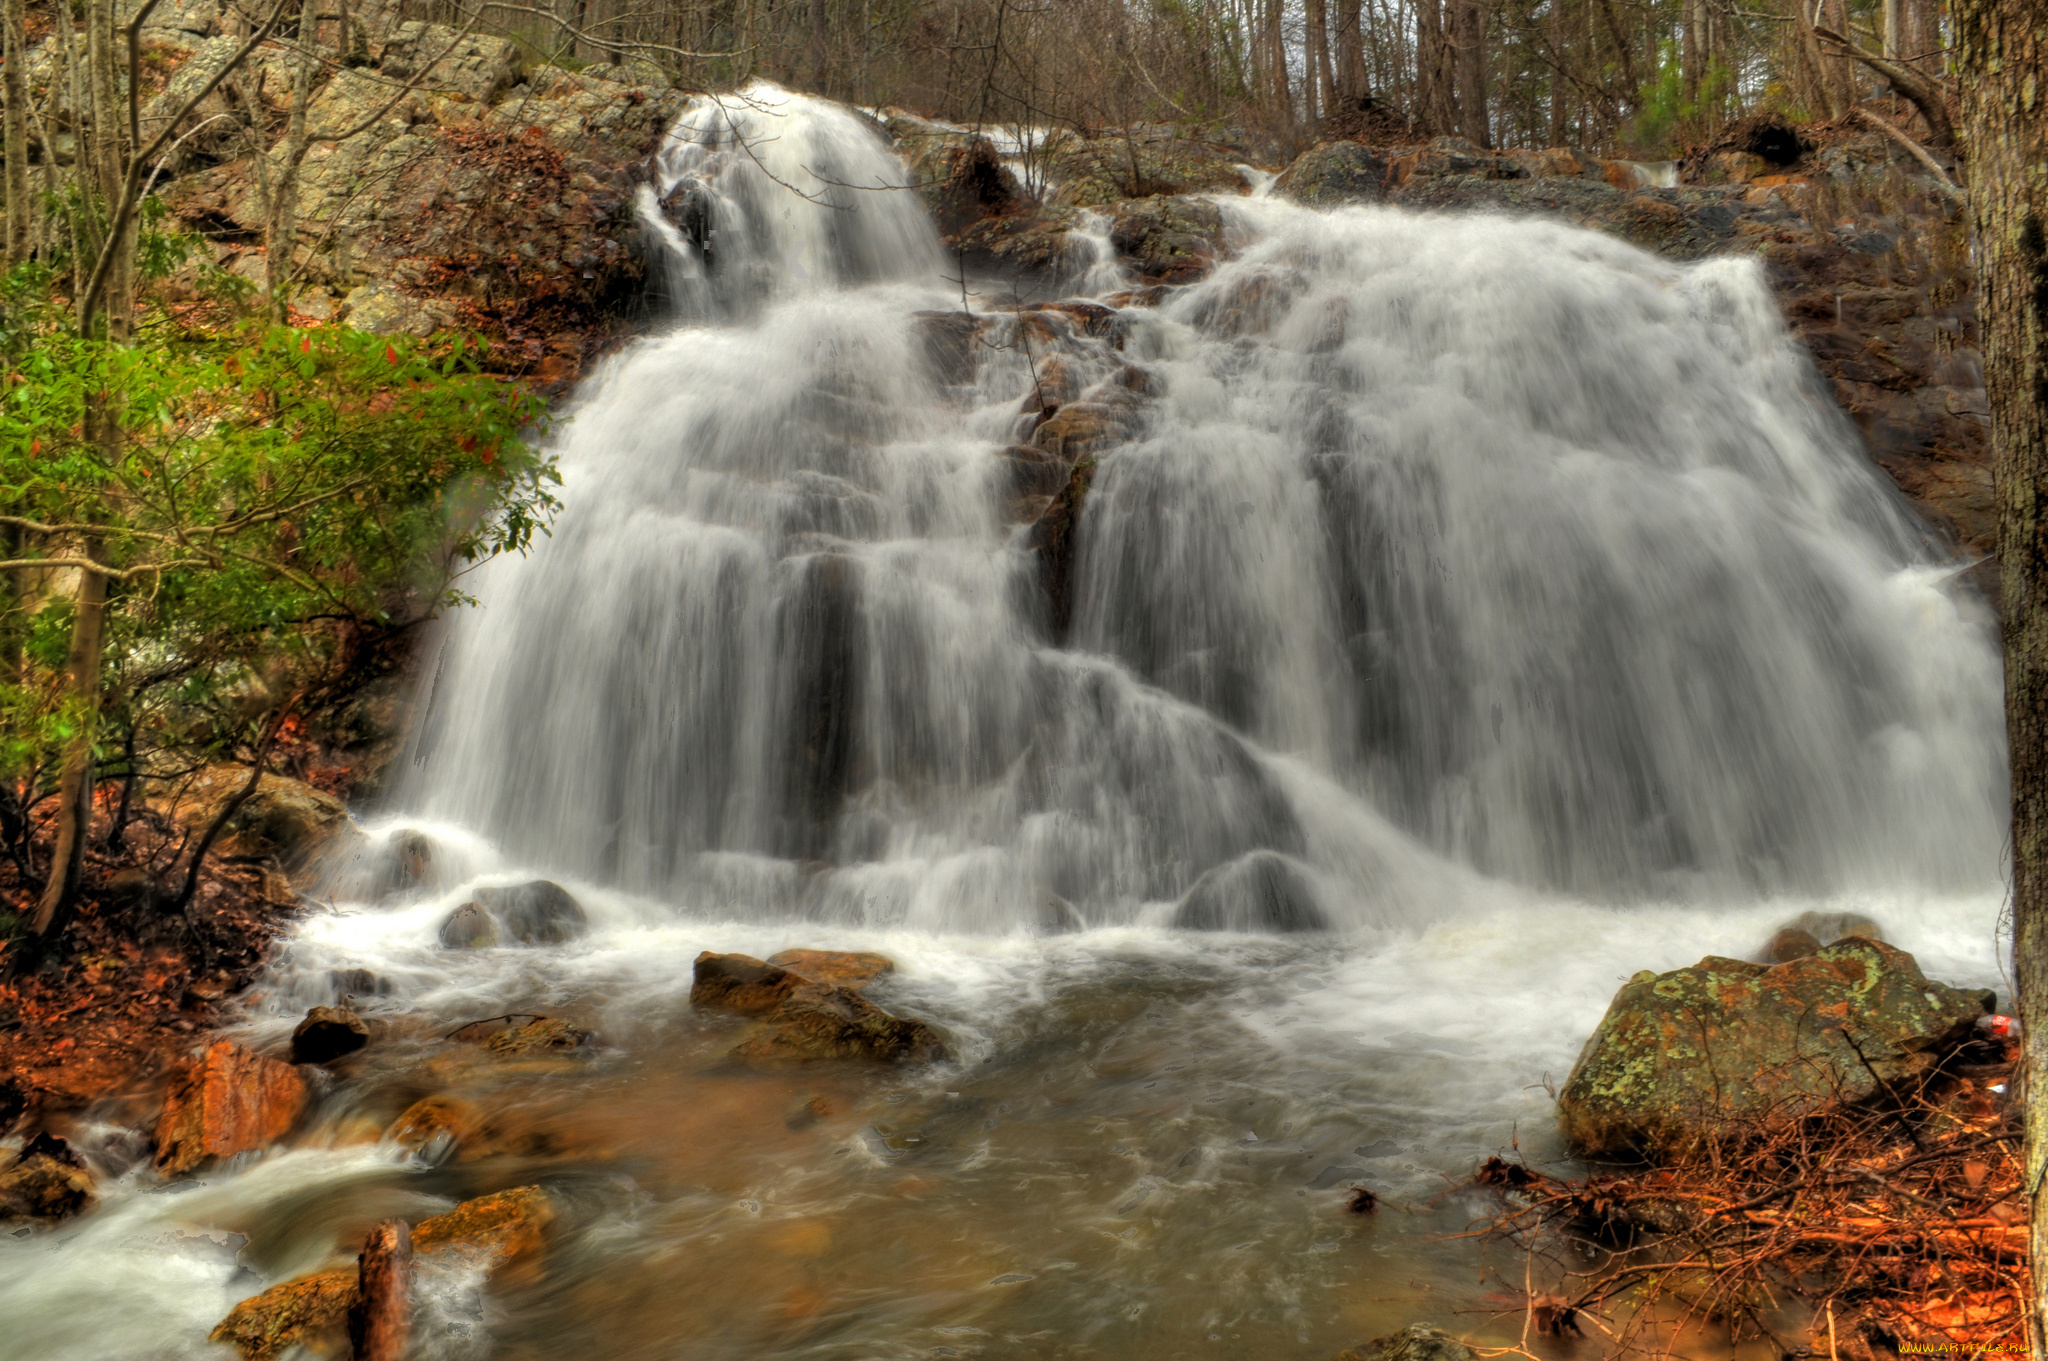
(0, 83, 2008, 1361)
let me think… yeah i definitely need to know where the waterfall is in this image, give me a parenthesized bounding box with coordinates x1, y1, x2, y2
(402, 85, 2004, 932)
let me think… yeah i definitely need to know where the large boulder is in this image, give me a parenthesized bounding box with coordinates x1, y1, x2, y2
(1274, 141, 1389, 206)
(1171, 850, 1328, 933)
(1557, 939, 1992, 1158)
(375, 21, 522, 102)
(880, 110, 1028, 234)
(693, 951, 947, 1064)
(154, 1040, 312, 1176)
(1109, 195, 1225, 284)
(1039, 126, 1257, 207)
(765, 949, 895, 989)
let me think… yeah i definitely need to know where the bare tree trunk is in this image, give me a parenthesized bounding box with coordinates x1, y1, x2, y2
(809, 0, 826, 92)
(85, 0, 133, 339)
(1416, 0, 1456, 134)
(348, 1220, 414, 1361)
(1451, 0, 1488, 145)
(1335, 0, 1367, 102)
(1952, 0, 2048, 1345)
(1819, 0, 1857, 112)
(3, 0, 28, 264)
(1307, 0, 1335, 120)
(1793, 0, 1842, 120)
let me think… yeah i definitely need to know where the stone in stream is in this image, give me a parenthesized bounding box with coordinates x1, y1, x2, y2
(290, 1005, 369, 1065)
(1337, 1325, 1476, 1361)
(481, 1016, 592, 1058)
(0, 1133, 95, 1223)
(437, 880, 587, 948)
(766, 949, 895, 989)
(693, 951, 948, 1065)
(1272, 141, 1391, 207)
(211, 1187, 556, 1359)
(153, 1041, 311, 1176)
(1556, 938, 1992, 1158)
(1170, 850, 1329, 933)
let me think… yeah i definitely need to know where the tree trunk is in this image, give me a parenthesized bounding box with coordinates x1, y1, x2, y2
(84, 0, 132, 340)
(1452, 0, 1489, 146)
(3, 0, 28, 264)
(1953, 0, 2048, 1344)
(29, 543, 108, 946)
(1307, 0, 1335, 121)
(1416, 0, 1457, 135)
(1334, 0, 1367, 103)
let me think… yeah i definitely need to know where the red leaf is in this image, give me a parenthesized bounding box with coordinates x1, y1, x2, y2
(300, 337, 311, 353)
(385, 345, 398, 365)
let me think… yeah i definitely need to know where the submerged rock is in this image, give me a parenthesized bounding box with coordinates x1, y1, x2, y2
(694, 951, 948, 1065)
(436, 880, 587, 948)
(481, 1016, 592, 1058)
(477, 880, 588, 944)
(437, 901, 499, 948)
(290, 1005, 370, 1065)
(1557, 939, 1992, 1158)
(1337, 1325, 1476, 1361)
(1171, 851, 1328, 933)
(212, 1187, 556, 1358)
(0, 1134, 95, 1223)
(154, 1041, 311, 1176)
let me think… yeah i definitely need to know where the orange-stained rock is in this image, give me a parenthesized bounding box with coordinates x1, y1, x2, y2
(482, 1016, 590, 1057)
(726, 980, 948, 1067)
(386, 1094, 486, 1159)
(0, 1141, 95, 1222)
(412, 1184, 554, 1271)
(209, 1269, 355, 1361)
(154, 1040, 311, 1176)
(766, 949, 896, 990)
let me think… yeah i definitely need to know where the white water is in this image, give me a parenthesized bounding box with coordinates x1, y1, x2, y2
(0, 84, 2009, 1361)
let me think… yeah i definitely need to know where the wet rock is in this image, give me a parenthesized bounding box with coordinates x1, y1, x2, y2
(0, 1134, 95, 1222)
(1109, 195, 1225, 284)
(1557, 939, 1993, 1158)
(785, 1093, 835, 1130)
(1337, 1324, 1476, 1361)
(163, 765, 354, 874)
(1171, 851, 1329, 933)
(482, 1016, 591, 1058)
(766, 949, 895, 989)
(387, 1094, 485, 1161)
(692, 951, 807, 1015)
(476, 880, 587, 944)
(347, 1220, 412, 1361)
(437, 901, 500, 949)
(881, 111, 1027, 234)
(411, 1184, 555, 1270)
(1274, 141, 1389, 206)
(213, 1188, 555, 1358)
(696, 952, 948, 1064)
(1036, 888, 1084, 934)
(726, 981, 950, 1065)
(949, 204, 1082, 279)
(378, 830, 434, 896)
(211, 1268, 357, 1361)
(290, 1006, 369, 1065)
(915, 309, 984, 388)
(774, 553, 866, 861)
(154, 1040, 312, 1176)
(1764, 926, 1824, 963)
(328, 967, 389, 999)
(1028, 450, 1098, 643)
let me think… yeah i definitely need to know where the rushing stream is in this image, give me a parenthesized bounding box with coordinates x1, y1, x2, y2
(0, 83, 2009, 1361)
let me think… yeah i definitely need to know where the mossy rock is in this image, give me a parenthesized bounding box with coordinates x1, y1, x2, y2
(1557, 938, 1991, 1158)
(1337, 1324, 1475, 1361)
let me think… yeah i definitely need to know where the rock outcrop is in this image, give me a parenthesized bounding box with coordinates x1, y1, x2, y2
(154, 1040, 312, 1175)
(163, 765, 356, 876)
(692, 950, 947, 1064)
(1557, 938, 1991, 1158)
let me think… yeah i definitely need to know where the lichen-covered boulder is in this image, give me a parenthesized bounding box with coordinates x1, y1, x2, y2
(1109, 195, 1225, 284)
(1557, 939, 1992, 1157)
(1274, 141, 1389, 206)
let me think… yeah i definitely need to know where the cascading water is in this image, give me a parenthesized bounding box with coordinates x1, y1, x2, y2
(0, 81, 2009, 1361)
